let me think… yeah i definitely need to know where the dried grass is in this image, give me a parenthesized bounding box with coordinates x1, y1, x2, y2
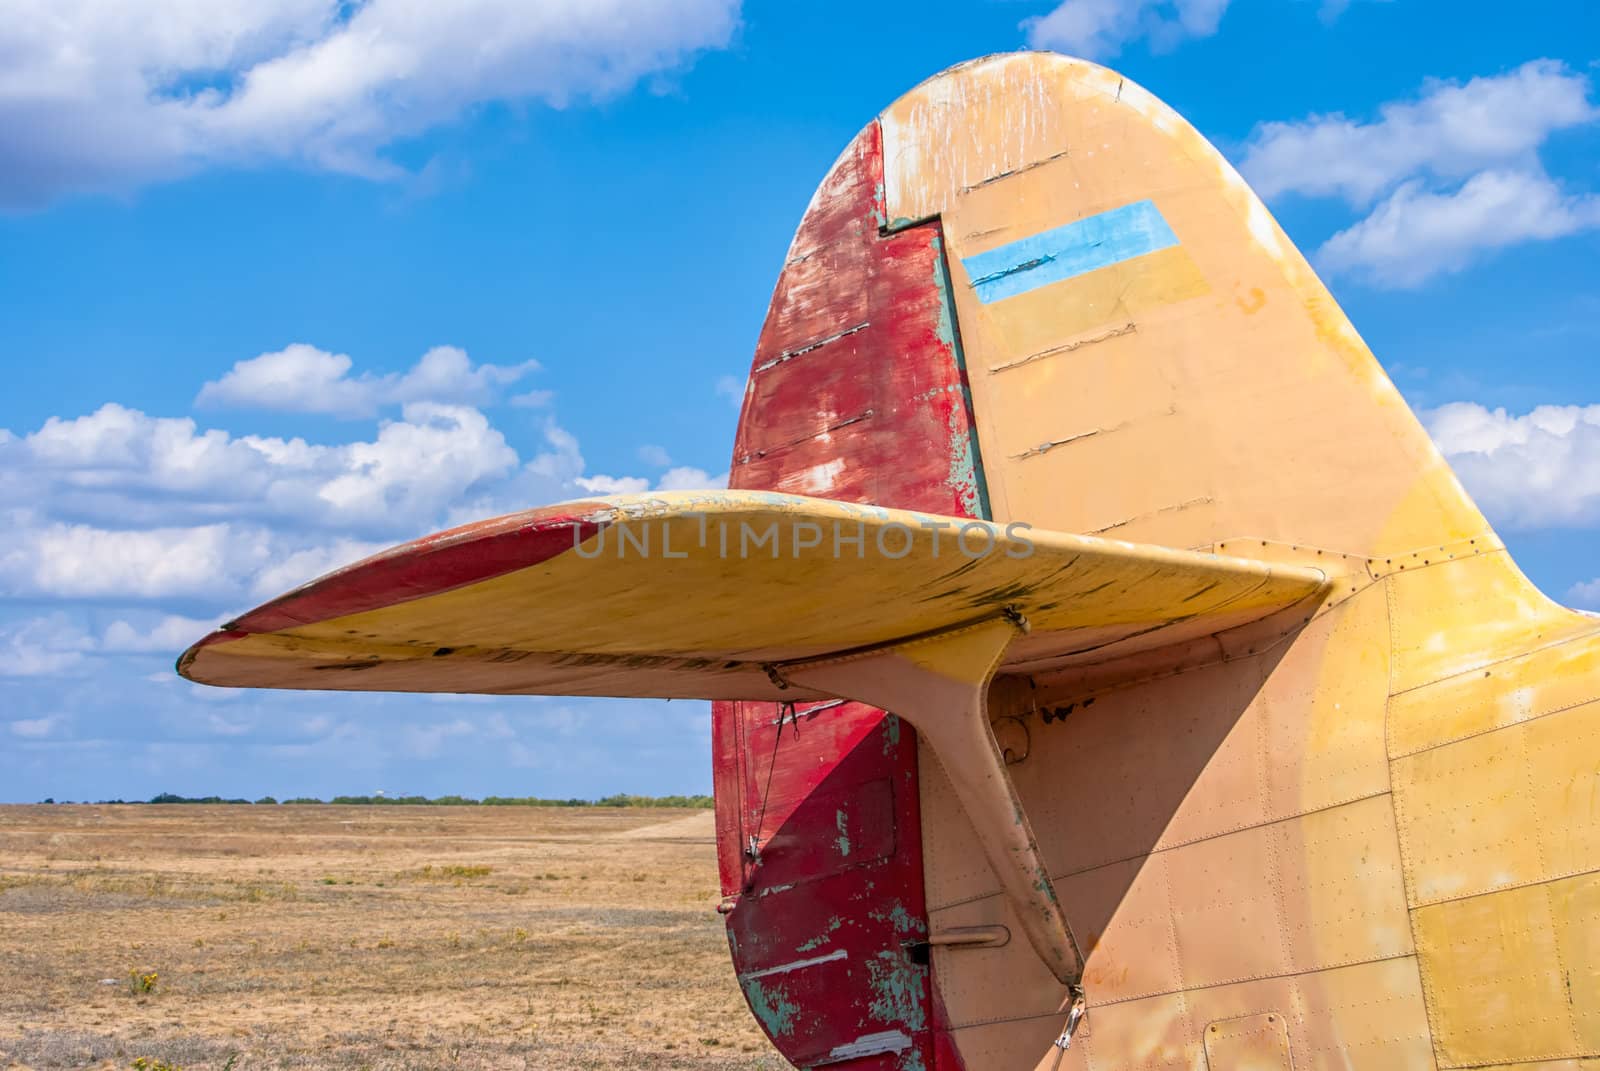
(0, 804, 782, 1070)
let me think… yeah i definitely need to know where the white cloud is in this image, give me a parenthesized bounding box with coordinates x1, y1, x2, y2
(0, 0, 742, 207)
(196, 344, 538, 417)
(0, 615, 94, 677)
(9, 716, 62, 739)
(1319, 170, 1600, 286)
(657, 466, 729, 491)
(102, 615, 229, 653)
(1241, 60, 1597, 204)
(245, 538, 388, 599)
(2, 523, 258, 600)
(1427, 402, 1600, 528)
(0, 349, 727, 604)
(638, 444, 673, 468)
(510, 389, 554, 410)
(1023, 0, 1229, 58)
(575, 466, 728, 496)
(7, 399, 520, 537)
(575, 474, 651, 496)
(1569, 579, 1600, 610)
(1239, 61, 1599, 287)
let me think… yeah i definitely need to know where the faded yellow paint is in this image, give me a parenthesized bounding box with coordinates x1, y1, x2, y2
(882, 52, 1489, 558)
(1203, 1012, 1293, 1069)
(871, 52, 1598, 1071)
(180, 490, 1327, 700)
(179, 50, 1600, 1071)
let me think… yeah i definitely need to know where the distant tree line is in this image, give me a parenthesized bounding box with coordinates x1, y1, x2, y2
(37, 792, 714, 808)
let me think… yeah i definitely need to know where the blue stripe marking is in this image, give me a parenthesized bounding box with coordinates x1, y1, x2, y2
(961, 200, 1178, 304)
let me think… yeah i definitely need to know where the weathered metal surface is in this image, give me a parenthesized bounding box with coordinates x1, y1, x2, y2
(179, 49, 1600, 1071)
(785, 617, 1085, 997)
(717, 122, 980, 1071)
(870, 52, 1600, 1071)
(176, 491, 1329, 699)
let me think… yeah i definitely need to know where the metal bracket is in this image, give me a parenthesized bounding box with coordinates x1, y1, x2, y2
(774, 610, 1086, 992)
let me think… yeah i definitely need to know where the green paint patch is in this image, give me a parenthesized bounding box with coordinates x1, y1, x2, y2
(869, 900, 927, 936)
(796, 916, 845, 953)
(742, 978, 799, 1037)
(866, 950, 928, 1032)
(947, 405, 983, 519)
(928, 227, 992, 521)
(835, 808, 852, 857)
(882, 714, 902, 756)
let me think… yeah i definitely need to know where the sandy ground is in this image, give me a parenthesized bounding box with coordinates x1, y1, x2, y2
(0, 804, 785, 1070)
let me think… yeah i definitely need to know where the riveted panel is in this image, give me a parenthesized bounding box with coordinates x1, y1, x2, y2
(1387, 616, 1600, 760)
(1392, 723, 1545, 907)
(1394, 699, 1600, 908)
(1203, 1012, 1292, 1070)
(1413, 880, 1583, 1066)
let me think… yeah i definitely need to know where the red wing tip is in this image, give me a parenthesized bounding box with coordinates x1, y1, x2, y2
(175, 628, 250, 683)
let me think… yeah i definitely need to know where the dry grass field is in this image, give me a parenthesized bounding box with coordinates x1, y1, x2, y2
(0, 804, 784, 1071)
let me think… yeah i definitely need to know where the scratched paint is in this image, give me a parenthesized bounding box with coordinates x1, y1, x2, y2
(930, 232, 991, 521)
(711, 117, 968, 1071)
(175, 49, 1600, 1071)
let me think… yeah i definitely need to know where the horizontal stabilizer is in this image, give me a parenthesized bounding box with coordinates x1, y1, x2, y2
(178, 491, 1330, 699)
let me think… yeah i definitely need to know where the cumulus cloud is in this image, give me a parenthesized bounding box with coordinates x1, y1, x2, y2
(1241, 61, 1596, 203)
(102, 615, 228, 653)
(574, 474, 651, 496)
(657, 466, 728, 491)
(1023, 0, 1229, 58)
(1240, 61, 1600, 287)
(575, 466, 728, 496)
(510, 390, 554, 410)
(0, 348, 725, 605)
(196, 344, 538, 417)
(637, 444, 673, 468)
(1569, 578, 1600, 610)
(0, 615, 94, 677)
(1427, 402, 1600, 528)
(0, 0, 742, 207)
(1319, 171, 1600, 286)
(9, 716, 62, 739)
(7, 400, 521, 538)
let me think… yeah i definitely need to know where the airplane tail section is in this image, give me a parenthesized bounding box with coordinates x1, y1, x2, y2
(177, 51, 1599, 1071)
(878, 52, 1494, 562)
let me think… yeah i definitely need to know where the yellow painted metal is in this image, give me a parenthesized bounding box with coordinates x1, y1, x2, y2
(177, 50, 1600, 1071)
(783, 616, 1086, 996)
(178, 490, 1329, 699)
(864, 52, 1600, 1070)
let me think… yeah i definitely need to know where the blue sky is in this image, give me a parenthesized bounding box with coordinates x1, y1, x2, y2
(1, 0, 1597, 802)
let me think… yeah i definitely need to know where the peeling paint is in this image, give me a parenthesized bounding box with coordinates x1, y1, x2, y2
(866, 950, 927, 1032)
(796, 916, 844, 953)
(929, 231, 993, 521)
(742, 977, 800, 1037)
(870, 900, 927, 936)
(835, 808, 852, 857)
(739, 948, 848, 980)
(823, 1030, 913, 1062)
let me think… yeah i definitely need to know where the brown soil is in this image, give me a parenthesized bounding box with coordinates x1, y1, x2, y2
(0, 804, 784, 1070)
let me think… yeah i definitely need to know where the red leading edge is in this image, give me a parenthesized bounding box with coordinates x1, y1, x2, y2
(711, 120, 988, 1069)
